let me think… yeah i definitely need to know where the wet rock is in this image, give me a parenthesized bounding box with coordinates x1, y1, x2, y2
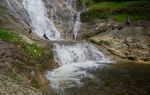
(127, 56, 137, 61)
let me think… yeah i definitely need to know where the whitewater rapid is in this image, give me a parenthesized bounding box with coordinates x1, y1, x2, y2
(46, 42, 111, 92)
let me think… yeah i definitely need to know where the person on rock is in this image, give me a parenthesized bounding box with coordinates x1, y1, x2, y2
(43, 34, 48, 39)
(73, 34, 75, 40)
(29, 28, 32, 33)
(126, 16, 130, 27)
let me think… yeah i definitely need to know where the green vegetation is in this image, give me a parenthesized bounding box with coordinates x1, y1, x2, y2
(11, 73, 22, 84)
(83, 30, 105, 38)
(31, 79, 40, 88)
(81, 0, 150, 22)
(0, 28, 53, 61)
(88, 39, 111, 46)
(0, 28, 18, 42)
(22, 43, 43, 59)
(38, 63, 49, 71)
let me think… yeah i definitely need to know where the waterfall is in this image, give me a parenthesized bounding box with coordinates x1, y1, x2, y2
(5, 0, 112, 94)
(53, 43, 109, 65)
(22, 0, 61, 40)
(21, 0, 111, 93)
(45, 0, 112, 93)
(47, 42, 111, 92)
(66, 0, 84, 40)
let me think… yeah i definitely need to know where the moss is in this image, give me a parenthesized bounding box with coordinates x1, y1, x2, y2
(48, 52, 53, 60)
(98, 40, 111, 46)
(84, 32, 97, 38)
(31, 79, 40, 89)
(114, 14, 150, 22)
(0, 28, 18, 42)
(38, 63, 50, 72)
(89, 39, 111, 46)
(83, 30, 105, 38)
(11, 73, 22, 84)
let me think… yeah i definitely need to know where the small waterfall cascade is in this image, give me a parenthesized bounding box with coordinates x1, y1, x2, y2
(47, 42, 111, 92)
(46, 0, 85, 40)
(66, 0, 86, 40)
(53, 43, 109, 65)
(22, 0, 61, 40)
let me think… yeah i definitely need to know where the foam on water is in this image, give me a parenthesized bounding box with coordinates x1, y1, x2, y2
(53, 43, 109, 65)
(47, 61, 104, 91)
(46, 42, 111, 92)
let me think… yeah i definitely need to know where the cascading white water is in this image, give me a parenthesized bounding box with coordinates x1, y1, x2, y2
(66, 0, 83, 40)
(47, 42, 111, 92)
(5, 0, 112, 93)
(72, 12, 81, 40)
(53, 43, 109, 65)
(22, 0, 61, 40)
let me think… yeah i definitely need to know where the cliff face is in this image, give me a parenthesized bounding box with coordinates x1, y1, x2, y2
(0, 0, 29, 32)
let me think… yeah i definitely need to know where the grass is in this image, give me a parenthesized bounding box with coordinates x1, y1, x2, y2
(113, 14, 143, 22)
(0, 28, 18, 43)
(81, 0, 150, 22)
(83, 30, 105, 38)
(11, 73, 22, 84)
(22, 43, 43, 59)
(31, 79, 40, 89)
(0, 28, 53, 61)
